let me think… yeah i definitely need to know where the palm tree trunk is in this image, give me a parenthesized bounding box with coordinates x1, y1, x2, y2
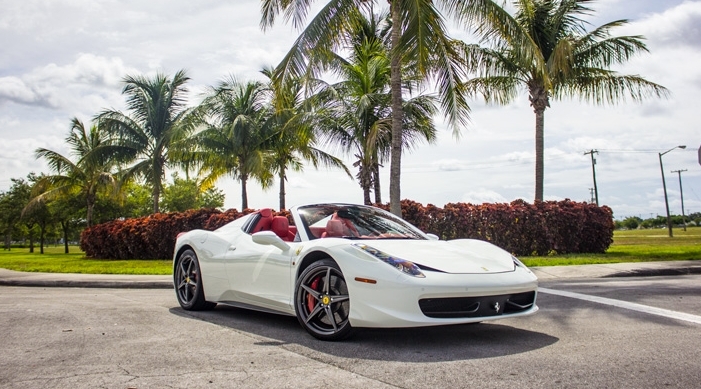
(372, 154, 381, 204)
(362, 173, 372, 206)
(279, 168, 286, 211)
(389, 0, 404, 217)
(241, 174, 248, 210)
(86, 195, 95, 227)
(529, 82, 549, 202)
(152, 179, 161, 214)
(534, 108, 545, 202)
(152, 160, 163, 214)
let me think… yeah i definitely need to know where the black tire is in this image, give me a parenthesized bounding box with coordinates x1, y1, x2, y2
(294, 259, 352, 341)
(174, 249, 216, 311)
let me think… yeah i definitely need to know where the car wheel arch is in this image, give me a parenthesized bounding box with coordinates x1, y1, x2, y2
(174, 245, 195, 271)
(297, 250, 336, 279)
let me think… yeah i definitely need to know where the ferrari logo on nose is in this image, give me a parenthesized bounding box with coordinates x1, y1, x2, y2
(493, 302, 500, 312)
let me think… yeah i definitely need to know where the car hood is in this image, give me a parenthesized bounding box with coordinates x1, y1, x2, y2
(357, 239, 515, 274)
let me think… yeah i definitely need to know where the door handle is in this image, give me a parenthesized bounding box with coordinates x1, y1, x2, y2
(228, 246, 237, 251)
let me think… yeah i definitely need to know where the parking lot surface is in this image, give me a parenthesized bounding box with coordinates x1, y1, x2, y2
(1, 275, 700, 388)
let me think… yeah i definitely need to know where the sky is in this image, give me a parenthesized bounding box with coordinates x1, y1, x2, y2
(1, 0, 699, 220)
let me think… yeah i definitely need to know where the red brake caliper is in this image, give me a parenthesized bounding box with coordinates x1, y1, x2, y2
(307, 276, 320, 312)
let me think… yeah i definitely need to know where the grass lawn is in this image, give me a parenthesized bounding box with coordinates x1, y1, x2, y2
(521, 227, 701, 267)
(0, 228, 699, 274)
(0, 245, 171, 275)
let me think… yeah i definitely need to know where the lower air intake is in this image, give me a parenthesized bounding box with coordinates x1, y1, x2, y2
(419, 291, 536, 319)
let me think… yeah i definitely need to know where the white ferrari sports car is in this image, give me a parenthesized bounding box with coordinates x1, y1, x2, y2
(173, 203, 538, 340)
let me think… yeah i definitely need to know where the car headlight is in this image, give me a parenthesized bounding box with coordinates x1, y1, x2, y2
(353, 244, 425, 278)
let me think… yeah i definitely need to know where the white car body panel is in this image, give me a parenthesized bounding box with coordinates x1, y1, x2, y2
(174, 203, 539, 329)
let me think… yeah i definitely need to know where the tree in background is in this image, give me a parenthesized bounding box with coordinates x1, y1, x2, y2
(463, 0, 668, 201)
(97, 70, 196, 213)
(161, 173, 225, 212)
(195, 77, 273, 210)
(260, 0, 490, 216)
(0, 177, 32, 250)
(313, 11, 438, 204)
(28, 118, 119, 227)
(262, 67, 351, 210)
(50, 195, 83, 253)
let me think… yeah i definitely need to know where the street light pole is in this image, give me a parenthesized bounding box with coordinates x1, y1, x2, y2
(672, 169, 688, 232)
(659, 145, 686, 238)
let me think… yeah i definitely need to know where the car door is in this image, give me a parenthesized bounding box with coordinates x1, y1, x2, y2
(225, 233, 294, 313)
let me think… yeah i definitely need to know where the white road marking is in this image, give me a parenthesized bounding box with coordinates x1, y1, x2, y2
(538, 287, 701, 325)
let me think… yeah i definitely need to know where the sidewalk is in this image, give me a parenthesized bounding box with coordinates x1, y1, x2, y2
(1, 260, 700, 289)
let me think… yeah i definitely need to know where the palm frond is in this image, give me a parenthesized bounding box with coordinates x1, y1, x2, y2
(555, 72, 670, 104)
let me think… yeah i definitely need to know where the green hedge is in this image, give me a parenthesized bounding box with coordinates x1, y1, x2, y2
(81, 199, 613, 259)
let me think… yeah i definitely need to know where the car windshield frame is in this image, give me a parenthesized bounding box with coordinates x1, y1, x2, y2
(296, 204, 427, 241)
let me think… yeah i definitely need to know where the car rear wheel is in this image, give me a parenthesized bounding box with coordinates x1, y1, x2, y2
(295, 259, 352, 341)
(174, 249, 216, 311)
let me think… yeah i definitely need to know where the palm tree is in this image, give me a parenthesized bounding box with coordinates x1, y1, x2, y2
(28, 118, 118, 227)
(97, 70, 194, 213)
(259, 0, 505, 215)
(314, 11, 438, 205)
(262, 68, 351, 210)
(462, 0, 669, 201)
(195, 77, 273, 210)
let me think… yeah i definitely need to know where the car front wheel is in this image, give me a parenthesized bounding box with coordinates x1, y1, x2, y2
(174, 249, 216, 311)
(295, 259, 352, 341)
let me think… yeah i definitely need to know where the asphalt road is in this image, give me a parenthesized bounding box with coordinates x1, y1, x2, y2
(2, 275, 700, 389)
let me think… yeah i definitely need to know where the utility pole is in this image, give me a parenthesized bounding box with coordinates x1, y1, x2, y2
(671, 169, 688, 232)
(659, 145, 686, 238)
(589, 188, 595, 204)
(584, 150, 599, 205)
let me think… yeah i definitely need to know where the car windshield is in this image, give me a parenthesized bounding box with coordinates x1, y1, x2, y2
(297, 204, 425, 240)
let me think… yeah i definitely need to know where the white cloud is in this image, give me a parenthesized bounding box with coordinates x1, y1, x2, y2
(461, 188, 509, 204)
(621, 1, 701, 49)
(0, 77, 37, 105)
(0, 54, 134, 112)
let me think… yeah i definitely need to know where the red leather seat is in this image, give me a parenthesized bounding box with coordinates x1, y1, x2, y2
(271, 216, 294, 241)
(251, 208, 273, 233)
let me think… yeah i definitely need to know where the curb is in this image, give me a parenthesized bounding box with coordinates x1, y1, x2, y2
(1, 261, 699, 289)
(0, 279, 173, 289)
(603, 265, 701, 278)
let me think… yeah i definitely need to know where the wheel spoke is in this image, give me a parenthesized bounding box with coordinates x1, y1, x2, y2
(330, 294, 349, 304)
(324, 306, 338, 331)
(179, 261, 187, 277)
(304, 304, 323, 324)
(301, 284, 320, 299)
(323, 267, 331, 294)
(184, 284, 191, 302)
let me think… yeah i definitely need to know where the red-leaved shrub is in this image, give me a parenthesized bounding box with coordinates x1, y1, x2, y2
(81, 199, 613, 259)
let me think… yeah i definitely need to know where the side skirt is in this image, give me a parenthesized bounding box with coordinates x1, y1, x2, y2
(219, 300, 296, 317)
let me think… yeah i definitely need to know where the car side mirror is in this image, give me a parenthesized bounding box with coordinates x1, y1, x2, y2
(252, 231, 290, 251)
(426, 233, 439, 240)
